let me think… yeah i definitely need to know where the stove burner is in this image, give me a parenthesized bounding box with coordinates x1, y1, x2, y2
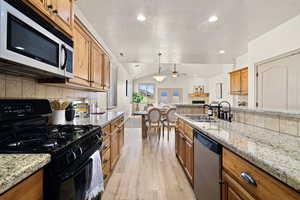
(0, 122, 100, 154)
(43, 140, 58, 148)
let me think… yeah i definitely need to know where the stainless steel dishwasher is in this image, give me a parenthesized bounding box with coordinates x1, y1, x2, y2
(193, 129, 222, 200)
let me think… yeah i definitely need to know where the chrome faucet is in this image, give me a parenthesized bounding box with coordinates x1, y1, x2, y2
(218, 101, 232, 122)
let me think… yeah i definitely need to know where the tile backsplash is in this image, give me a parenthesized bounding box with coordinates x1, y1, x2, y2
(0, 74, 106, 108)
(232, 109, 300, 137)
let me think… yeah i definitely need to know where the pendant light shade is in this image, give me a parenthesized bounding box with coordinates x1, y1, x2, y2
(153, 53, 166, 82)
(172, 64, 178, 78)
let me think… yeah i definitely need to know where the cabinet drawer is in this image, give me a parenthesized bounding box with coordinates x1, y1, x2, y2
(223, 148, 300, 200)
(102, 125, 111, 136)
(111, 121, 119, 132)
(102, 137, 110, 152)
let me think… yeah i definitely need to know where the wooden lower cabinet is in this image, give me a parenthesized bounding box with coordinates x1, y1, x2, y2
(0, 170, 43, 200)
(178, 132, 186, 165)
(222, 148, 300, 200)
(222, 171, 255, 200)
(175, 129, 179, 155)
(110, 130, 119, 169)
(101, 117, 124, 186)
(118, 125, 124, 151)
(175, 120, 194, 185)
(184, 138, 193, 183)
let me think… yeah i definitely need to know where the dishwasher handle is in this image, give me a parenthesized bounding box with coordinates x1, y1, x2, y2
(193, 129, 222, 155)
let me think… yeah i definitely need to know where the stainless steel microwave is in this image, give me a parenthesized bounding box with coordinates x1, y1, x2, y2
(0, 0, 73, 78)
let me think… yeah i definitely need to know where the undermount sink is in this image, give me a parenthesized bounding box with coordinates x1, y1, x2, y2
(184, 115, 217, 123)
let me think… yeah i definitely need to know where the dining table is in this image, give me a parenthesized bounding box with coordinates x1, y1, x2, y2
(133, 107, 171, 139)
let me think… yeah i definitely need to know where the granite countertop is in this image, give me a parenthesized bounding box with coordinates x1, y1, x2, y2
(63, 111, 125, 127)
(0, 154, 51, 195)
(176, 114, 300, 192)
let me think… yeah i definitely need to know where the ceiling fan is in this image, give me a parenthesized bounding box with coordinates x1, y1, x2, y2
(171, 64, 187, 78)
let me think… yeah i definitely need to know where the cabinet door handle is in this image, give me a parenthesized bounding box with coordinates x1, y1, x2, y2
(47, 5, 53, 9)
(240, 172, 257, 187)
(52, 9, 58, 14)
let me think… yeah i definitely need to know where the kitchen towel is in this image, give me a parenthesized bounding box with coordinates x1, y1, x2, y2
(85, 150, 104, 200)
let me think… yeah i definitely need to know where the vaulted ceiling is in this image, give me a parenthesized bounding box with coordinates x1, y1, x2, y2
(76, 0, 300, 78)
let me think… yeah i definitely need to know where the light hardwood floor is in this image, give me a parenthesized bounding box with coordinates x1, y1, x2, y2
(102, 126, 196, 200)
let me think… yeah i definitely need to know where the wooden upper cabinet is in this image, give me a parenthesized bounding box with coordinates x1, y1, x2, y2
(230, 71, 241, 94)
(69, 17, 91, 86)
(90, 42, 104, 89)
(240, 68, 248, 95)
(102, 55, 111, 90)
(23, 0, 74, 37)
(230, 67, 248, 95)
(53, 0, 74, 36)
(26, 0, 50, 16)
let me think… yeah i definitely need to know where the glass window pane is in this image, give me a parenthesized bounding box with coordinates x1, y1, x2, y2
(173, 90, 179, 96)
(161, 91, 168, 96)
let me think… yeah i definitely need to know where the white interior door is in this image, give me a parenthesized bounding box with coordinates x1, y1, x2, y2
(257, 52, 300, 111)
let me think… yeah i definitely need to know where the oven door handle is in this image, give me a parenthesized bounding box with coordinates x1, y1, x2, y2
(59, 158, 92, 182)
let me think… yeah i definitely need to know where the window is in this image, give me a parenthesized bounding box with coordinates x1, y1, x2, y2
(158, 88, 183, 105)
(138, 84, 155, 97)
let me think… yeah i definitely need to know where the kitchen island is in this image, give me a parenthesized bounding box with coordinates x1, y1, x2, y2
(176, 113, 300, 199)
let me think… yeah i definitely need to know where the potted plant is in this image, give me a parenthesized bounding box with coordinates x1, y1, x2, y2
(132, 92, 144, 112)
(65, 102, 76, 121)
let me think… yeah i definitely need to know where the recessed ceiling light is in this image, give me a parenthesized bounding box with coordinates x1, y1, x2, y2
(137, 14, 146, 22)
(208, 15, 218, 23)
(219, 50, 225, 54)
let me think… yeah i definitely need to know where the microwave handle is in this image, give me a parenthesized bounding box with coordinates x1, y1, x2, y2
(61, 45, 68, 70)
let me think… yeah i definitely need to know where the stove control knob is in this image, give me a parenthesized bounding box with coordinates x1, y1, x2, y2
(71, 150, 77, 160)
(78, 146, 83, 155)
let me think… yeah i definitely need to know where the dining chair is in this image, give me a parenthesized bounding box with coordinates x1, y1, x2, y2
(146, 107, 162, 139)
(162, 108, 176, 140)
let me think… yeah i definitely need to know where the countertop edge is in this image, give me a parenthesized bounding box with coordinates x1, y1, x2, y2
(0, 154, 51, 195)
(99, 112, 125, 128)
(176, 114, 300, 192)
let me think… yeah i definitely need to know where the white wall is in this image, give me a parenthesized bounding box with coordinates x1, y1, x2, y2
(113, 65, 133, 116)
(247, 13, 300, 108)
(133, 75, 209, 105)
(235, 53, 249, 70)
(208, 64, 234, 104)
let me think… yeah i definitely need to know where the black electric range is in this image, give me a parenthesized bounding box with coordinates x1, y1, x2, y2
(0, 99, 103, 200)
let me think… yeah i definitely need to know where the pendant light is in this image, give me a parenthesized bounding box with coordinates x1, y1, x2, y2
(172, 64, 178, 78)
(153, 53, 166, 82)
